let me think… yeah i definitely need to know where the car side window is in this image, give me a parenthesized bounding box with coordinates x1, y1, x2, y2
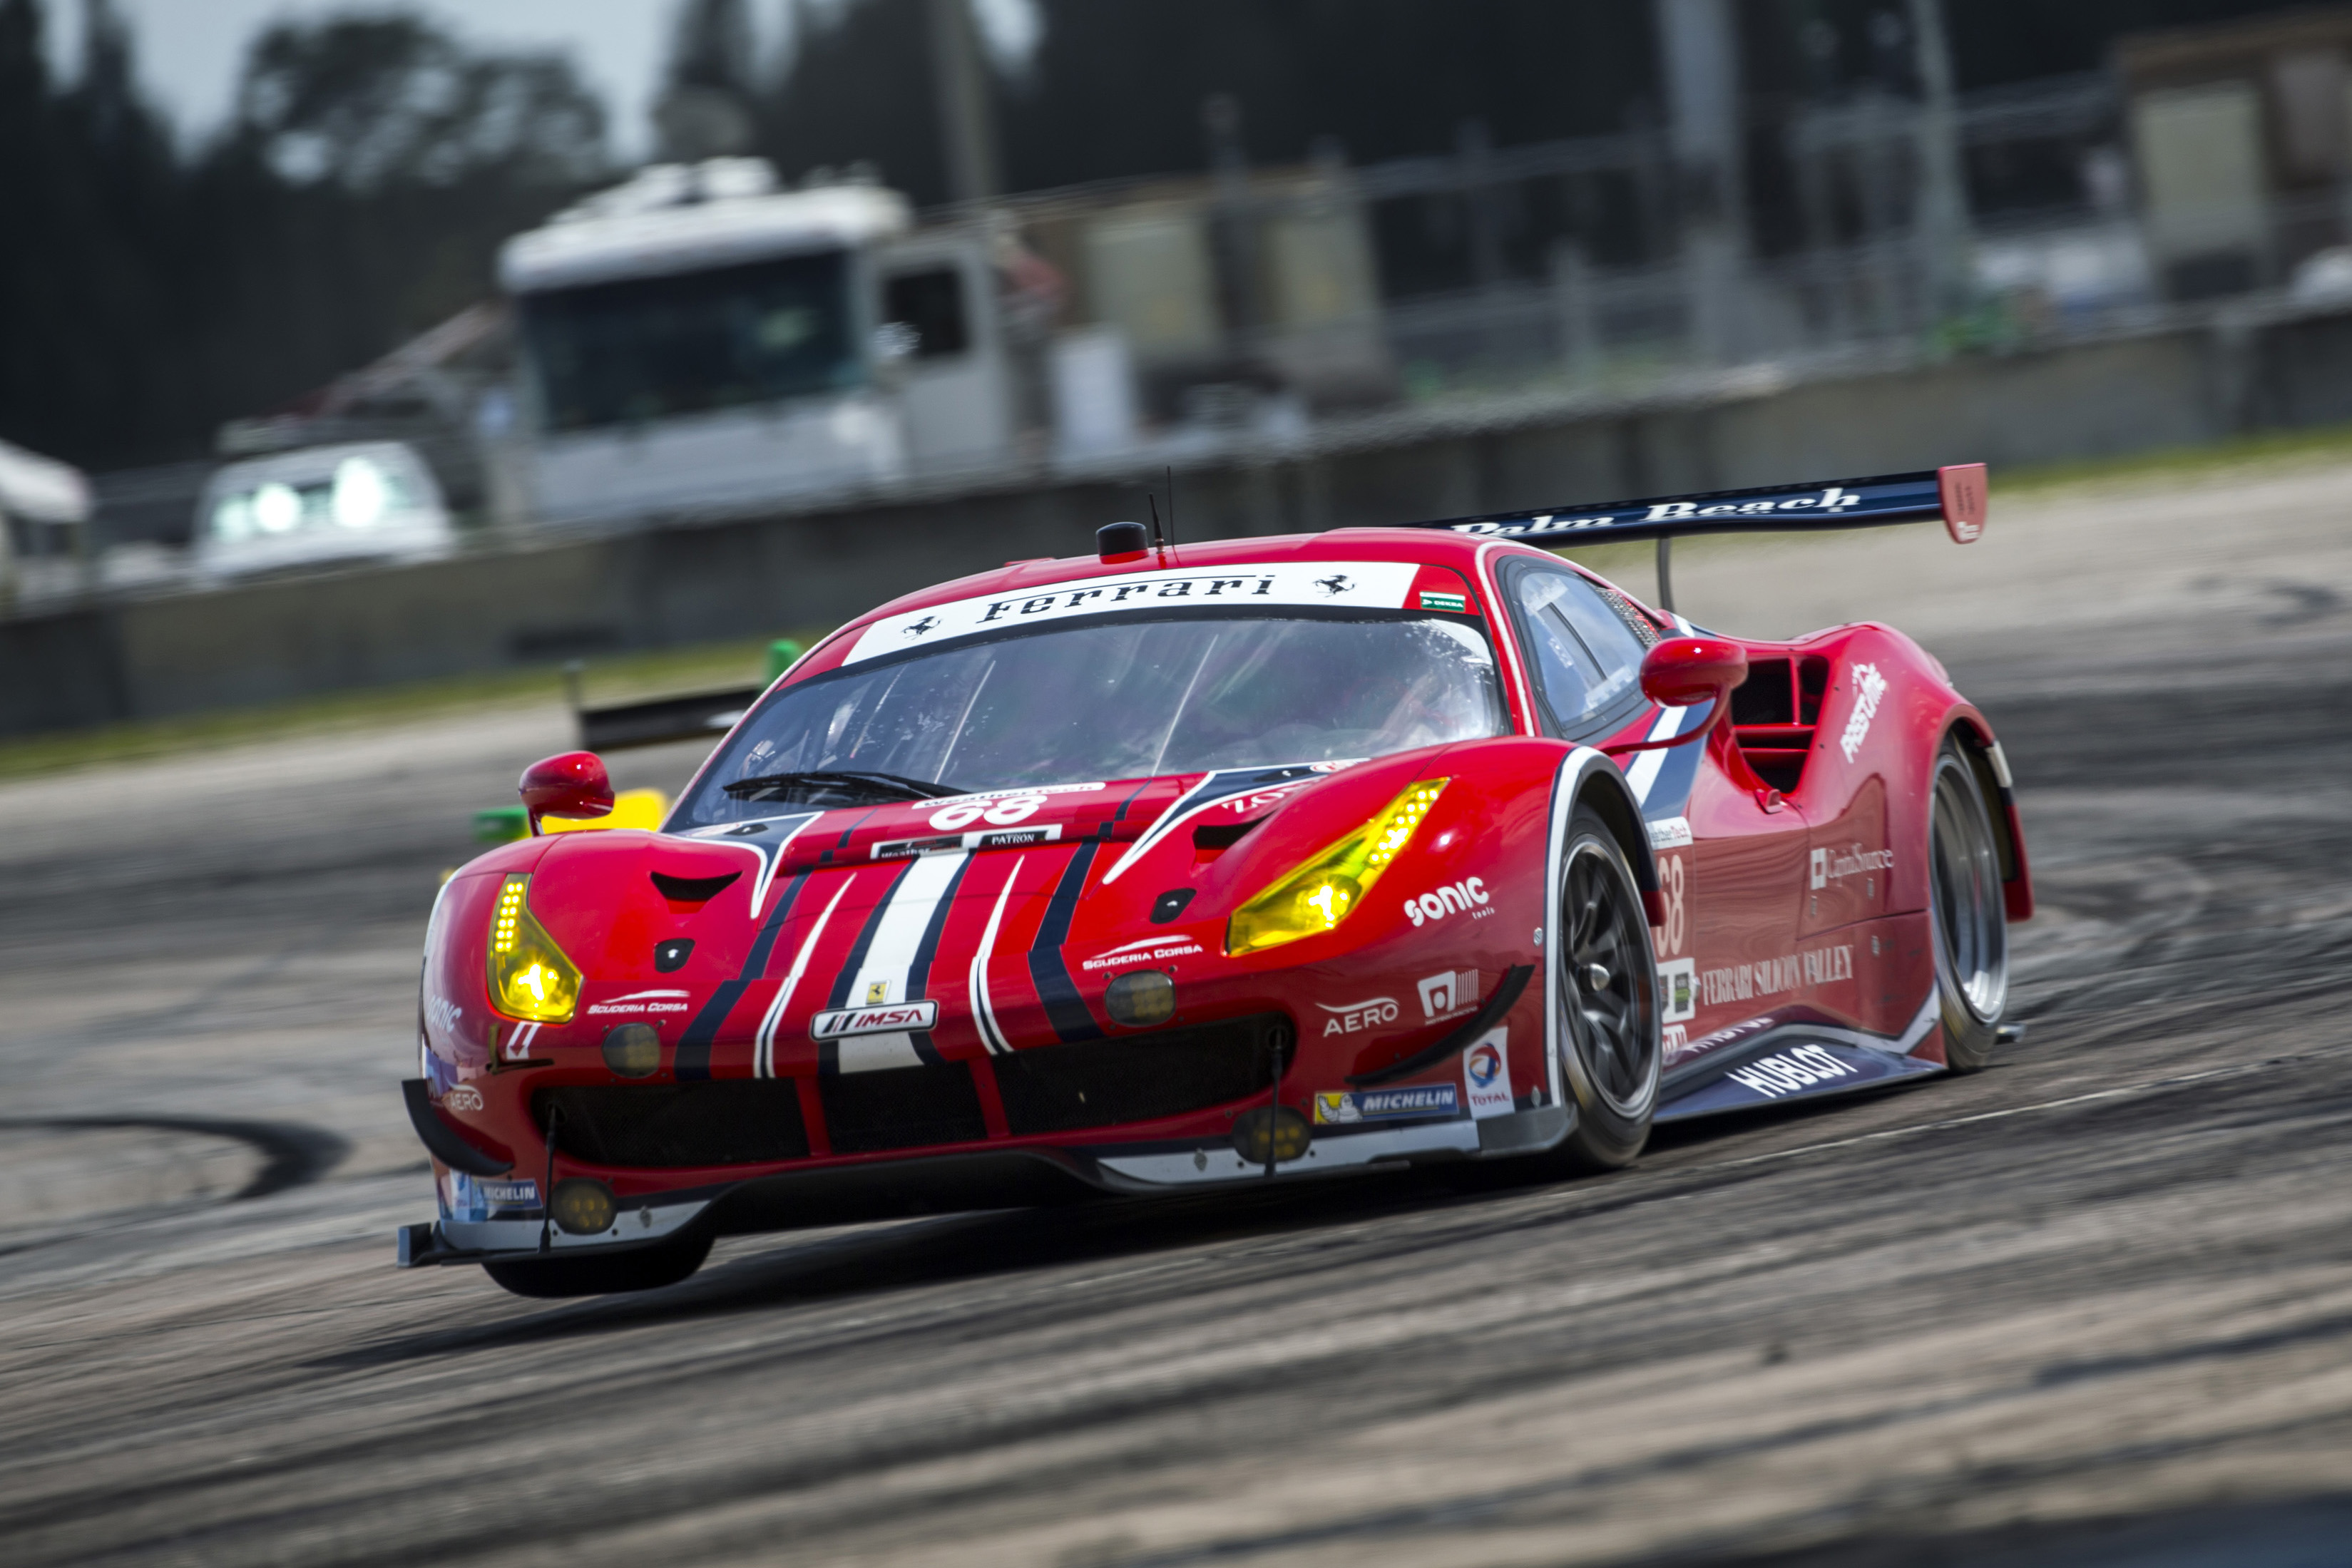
(1508, 565, 1652, 737)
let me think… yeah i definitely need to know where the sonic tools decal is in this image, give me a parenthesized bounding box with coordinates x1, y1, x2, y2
(1462, 1028, 1513, 1118)
(1839, 662, 1889, 762)
(809, 1001, 941, 1040)
(1418, 968, 1481, 1020)
(1725, 1044, 1856, 1099)
(1316, 996, 1401, 1036)
(1403, 876, 1491, 926)
(1312, 1085, 1460, 1124)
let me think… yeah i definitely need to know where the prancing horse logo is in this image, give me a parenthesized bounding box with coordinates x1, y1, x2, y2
(903, 615, 941, 638)
(1315, 573, 1354, 597)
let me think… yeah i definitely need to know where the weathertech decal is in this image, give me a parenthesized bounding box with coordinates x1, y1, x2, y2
(846, 562, 1422, 663)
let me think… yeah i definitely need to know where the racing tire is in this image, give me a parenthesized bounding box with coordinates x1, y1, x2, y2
(1929, 734, 2010, 1072)
(481, 1234, 713, 1298)
(1549, 803, 1663, 1171)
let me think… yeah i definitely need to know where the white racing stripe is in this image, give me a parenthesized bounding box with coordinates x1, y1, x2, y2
(755, 882, 852, 1077)
(968, 856, 1026, 1055)
(1622, 704, 1690, 804)
(835, 851, 969, 1073)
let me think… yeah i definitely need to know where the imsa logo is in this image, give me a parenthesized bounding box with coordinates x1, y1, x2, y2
(810, 1001, 939, 1040)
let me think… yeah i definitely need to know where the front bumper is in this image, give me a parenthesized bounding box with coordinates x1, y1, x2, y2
(396, 1102, 1572, 1266)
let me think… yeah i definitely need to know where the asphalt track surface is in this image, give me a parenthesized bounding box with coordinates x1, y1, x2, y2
(4, 462, 2351, 1567)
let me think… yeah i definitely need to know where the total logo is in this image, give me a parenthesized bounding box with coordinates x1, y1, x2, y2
(1462, 1028, 1513, 1118)
(1810, 843, 1894, 889)
(1403, 876, 1491, 927)
(1839, 662, 1889, 762)
(1417, 968, 1480, 1020)
(1316, 996, 1401, 1037)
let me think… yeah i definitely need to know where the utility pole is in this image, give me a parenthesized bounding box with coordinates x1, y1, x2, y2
(1906, 0, 1973, 323)
(1652, 0, 1748, 364)
(927, 0, 1001, 205)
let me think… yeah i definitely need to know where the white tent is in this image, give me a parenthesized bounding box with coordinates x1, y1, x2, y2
(0, 439, 91, 524)
(0, 439, 92, 604)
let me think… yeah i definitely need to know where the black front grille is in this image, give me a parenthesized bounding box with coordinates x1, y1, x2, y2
(995, 1013, 1289, 1136)
(537, 1082, 810, 1169)
(819, 1062, 991, 1153)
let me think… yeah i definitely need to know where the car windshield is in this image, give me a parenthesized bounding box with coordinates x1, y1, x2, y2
(519, 250, 859, 434)
(671, 613, 1508, 828)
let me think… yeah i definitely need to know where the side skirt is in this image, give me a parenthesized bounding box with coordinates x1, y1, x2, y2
(1655, 990, 1943, 1123)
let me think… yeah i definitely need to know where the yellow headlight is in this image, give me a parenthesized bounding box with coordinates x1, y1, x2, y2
(1225, 778, 1448, 955)
(486, 873, 582, 1023)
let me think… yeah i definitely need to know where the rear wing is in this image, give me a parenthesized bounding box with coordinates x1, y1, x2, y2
(1408, 464, 1985, 549)
(1399, 463, 1986, 612)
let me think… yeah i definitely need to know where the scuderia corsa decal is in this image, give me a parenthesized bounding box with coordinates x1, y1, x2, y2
(845, 562, 1423, 663)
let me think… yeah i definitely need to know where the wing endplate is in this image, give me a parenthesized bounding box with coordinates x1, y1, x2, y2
(1406, 464, 1988, 547)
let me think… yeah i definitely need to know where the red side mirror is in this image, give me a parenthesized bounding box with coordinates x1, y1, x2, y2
(1606, 638, 1751, 757)
(518, 751, 613, 836)
(1640, 636, 1749, 711)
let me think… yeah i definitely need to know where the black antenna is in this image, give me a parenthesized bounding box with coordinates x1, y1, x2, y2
(1147, 493, 1167, 551)
(1165, 466, 1178, 549)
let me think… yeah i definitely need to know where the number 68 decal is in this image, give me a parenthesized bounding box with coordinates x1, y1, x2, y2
(929, 794, 1046, 831)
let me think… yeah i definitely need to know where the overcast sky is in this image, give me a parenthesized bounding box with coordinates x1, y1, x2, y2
(39, 1, 1040, 163)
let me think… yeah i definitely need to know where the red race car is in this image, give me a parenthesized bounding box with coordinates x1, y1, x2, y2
(399, 466, 2028, 1296)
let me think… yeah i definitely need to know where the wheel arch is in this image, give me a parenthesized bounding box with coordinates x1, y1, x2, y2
(1942, 710, 2034, 922)
(1543, 748, 1662, 1111)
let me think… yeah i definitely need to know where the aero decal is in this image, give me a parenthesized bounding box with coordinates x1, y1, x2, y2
(1101, 762, 1354, 884)
(1028, 841, 1103, 1041)
(846, 561, 1422, 663)
(825, 855, 963, 1075)
(754, 880, 854, 1077)
(967, 856, 1028, 1055)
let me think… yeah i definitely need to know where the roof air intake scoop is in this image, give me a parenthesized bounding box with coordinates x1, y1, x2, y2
(1097, 521, 1150, 563)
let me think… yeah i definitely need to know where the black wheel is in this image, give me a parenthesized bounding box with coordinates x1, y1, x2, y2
(1929, 736, 2009, 1072)
(481, 1234, 712, 1298)
(1550, 804, 1662, 1170)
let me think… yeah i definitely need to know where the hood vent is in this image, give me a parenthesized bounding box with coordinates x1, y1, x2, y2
(650, 869, 742, 902)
